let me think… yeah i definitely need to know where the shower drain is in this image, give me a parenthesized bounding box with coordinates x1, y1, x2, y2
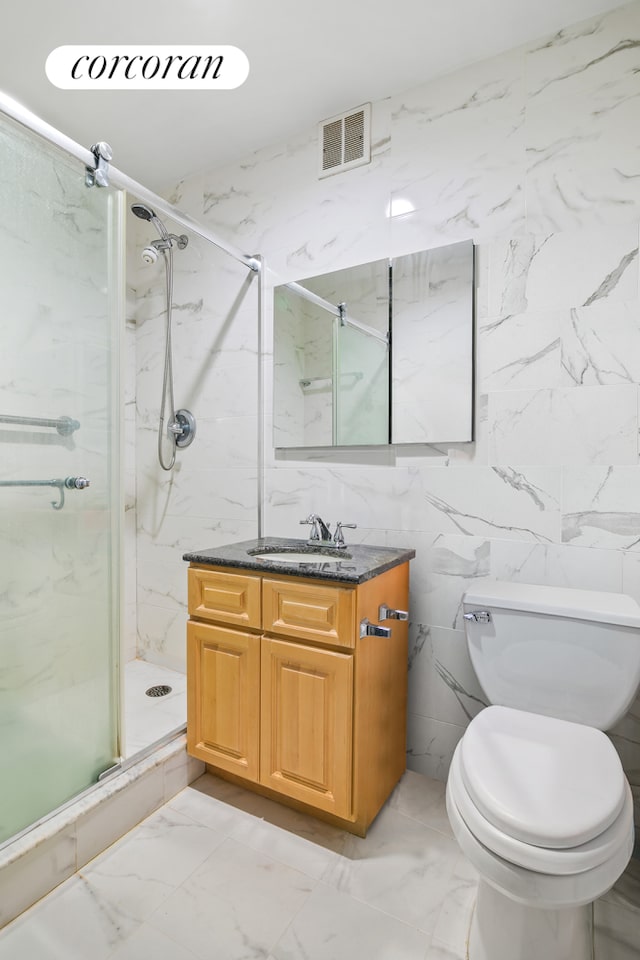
(145, 684, 172, 698)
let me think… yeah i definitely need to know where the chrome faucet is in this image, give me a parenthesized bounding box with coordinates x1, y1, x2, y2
(333, 521, 357, 548)
(300, 513, 332, 545)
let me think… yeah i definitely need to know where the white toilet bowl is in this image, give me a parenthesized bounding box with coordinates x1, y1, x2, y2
(447, 705, 635, 960)
(444, 579, 640, 960)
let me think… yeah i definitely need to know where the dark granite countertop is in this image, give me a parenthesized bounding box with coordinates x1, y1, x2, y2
(183, 537, 415, 585)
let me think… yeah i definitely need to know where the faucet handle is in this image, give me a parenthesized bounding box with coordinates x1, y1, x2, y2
(301, 513, 333, 542)
(333, 521, 357, 547)
(300, 514, 320, 540)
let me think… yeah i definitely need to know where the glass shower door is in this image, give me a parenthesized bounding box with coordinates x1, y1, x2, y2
(0, 113, 121, 844)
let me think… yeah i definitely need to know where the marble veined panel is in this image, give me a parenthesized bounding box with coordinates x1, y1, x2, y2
(393, 531, 491, 629)
(419, 466, 561, 542)
(561, 301, 640, 386)
(490, 540, 623, 592)
(406, 714, 466, 782)
(478, 309, 562, 392)
(408, 623, 487, 726)
(523, 4, 640, 234)
(484, 223, 639, 318)
(488, 384, 638, 465)
(525, 2, 640, 106)
(525, 88, 640, 233)
(562, 465, 640, 549)
(390, 49, 525, 242)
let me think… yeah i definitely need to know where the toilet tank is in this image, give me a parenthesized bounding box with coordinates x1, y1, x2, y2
(463, 580, 640, 730)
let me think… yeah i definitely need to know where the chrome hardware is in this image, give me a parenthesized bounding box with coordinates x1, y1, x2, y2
(0, 413, 80, 436)
(463, 610, 492, 624)
(360, 618, 392, 639)
(300, 514, 332, 545)
(98, 762, 122, 782)
(65, 476, 90, 490)
(378, 604, 409, 622)
(146, 234, 190, 255)
(333, 521, 357, 548)
(85, 141, 113, 188)
(170, 409, 197, 448)
(0, 476, 90, 510)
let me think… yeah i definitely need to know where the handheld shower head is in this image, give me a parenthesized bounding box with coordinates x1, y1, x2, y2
(131, 203, 156, 221)
(130, 202, 169, 241)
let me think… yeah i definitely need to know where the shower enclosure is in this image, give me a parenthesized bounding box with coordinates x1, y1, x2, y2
(0, 112, 122, 844)
(0, 93, 261, 856)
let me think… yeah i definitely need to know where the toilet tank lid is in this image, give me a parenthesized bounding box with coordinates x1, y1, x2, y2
(463, 579, 640, 629)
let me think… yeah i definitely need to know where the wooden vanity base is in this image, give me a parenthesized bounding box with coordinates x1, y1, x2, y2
(187, 561, 410, 837)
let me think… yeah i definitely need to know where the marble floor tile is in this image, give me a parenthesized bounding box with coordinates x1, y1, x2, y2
(426, 940, 467, 960)
(147, 837, 316, 959)
(106, 923, 200, 960)
(270, 881, 432, 960)
(1, 767, 638, 960)
(388, 768, 454, 838)
(594, 896, 640, 960)
(322, 803, 461, 934)
(80, 805, 226, 923)
(0, 874, 128, 960)
(172, 774, 345, 880)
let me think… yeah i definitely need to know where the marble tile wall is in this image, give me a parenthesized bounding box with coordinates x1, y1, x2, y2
(130, 201, 260, 673)
(133, 2, 640, 826)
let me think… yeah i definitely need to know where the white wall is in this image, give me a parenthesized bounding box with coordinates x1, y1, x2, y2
(135, 2, 640, 824)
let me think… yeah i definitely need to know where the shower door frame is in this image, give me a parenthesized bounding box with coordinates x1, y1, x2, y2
(0, 90, 266, 851)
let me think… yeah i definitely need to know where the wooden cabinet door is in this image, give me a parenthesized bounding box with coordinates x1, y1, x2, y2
(187, 621, 260, 781)
(260, 637, 353, 818)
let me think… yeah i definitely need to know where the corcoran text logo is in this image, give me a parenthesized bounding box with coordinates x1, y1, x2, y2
(46, 46, 249, 90)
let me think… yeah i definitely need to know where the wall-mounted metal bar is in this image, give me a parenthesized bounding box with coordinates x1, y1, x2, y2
(299, 371, 363, 389)
(0, 414, 80, 436)
(0, 476, 90, 510)
(285, 280, 389, 346)
(0, 91, 260, 274)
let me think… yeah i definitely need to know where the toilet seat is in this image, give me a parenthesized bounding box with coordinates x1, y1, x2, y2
(446, 771, 635, 910)
(459, 706, 626, 848)
(449, 741, 634, 875)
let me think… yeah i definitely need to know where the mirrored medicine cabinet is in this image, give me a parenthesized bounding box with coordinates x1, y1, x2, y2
(272, 238, 474, 448)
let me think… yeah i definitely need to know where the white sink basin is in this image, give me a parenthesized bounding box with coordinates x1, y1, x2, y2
(251, 551, 348, 563)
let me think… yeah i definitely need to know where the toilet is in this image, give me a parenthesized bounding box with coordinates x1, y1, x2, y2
(445, 580, 640, 960)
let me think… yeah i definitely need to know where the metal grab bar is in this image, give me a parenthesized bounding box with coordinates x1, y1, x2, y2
(0, 414, 80, 436)
(0, 476, 90, 510)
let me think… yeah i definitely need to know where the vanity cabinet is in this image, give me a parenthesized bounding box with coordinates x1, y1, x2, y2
(186, 558, 410, 836)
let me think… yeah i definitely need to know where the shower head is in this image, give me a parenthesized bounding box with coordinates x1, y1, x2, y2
(130, 202, 170, 241)
(131, 203, 155, 221)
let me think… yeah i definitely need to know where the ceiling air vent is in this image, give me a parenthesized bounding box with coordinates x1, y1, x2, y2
(318, 103, 371, 178)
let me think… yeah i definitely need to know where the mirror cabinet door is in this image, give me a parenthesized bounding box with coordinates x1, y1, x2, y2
(273, 240, 474, 448)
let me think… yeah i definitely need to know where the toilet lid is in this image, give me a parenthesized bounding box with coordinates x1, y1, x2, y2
(460, 706, 627, 848)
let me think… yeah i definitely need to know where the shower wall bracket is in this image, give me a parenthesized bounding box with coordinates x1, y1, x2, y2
(85, 141, 113, 188)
